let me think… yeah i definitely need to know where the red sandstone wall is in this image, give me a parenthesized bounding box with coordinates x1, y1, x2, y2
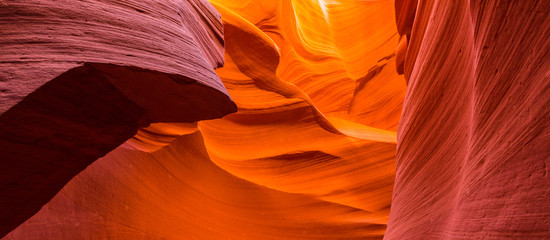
(386, 0, 550, 239)
(1, 0, 549, 239)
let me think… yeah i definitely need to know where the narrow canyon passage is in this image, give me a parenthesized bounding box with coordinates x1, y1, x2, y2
(1, 0, 548, 239)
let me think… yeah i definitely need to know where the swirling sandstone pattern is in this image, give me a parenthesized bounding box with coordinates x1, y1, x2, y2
(2, 0, 549, 239)
(3, 0, 403, 239)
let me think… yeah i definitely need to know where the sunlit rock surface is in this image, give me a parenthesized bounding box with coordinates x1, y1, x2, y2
(4, 0, 403, 238)
(2, 0, 549, 239)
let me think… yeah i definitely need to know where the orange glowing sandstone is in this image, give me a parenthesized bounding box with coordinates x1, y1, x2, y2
(2, 0, 548, 239)
(4, 0, 404, 239)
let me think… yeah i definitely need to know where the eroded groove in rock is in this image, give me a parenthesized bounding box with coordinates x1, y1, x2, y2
(208, 0, 406, 131)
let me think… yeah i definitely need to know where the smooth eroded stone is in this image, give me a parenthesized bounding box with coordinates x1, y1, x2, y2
(0, 0, 235, 236)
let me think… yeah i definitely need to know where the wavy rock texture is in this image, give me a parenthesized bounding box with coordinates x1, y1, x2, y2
(386, 0, 550, 239)
(3, 0, 405, 239)
(7, 132, 391, 239)
(0, 0, 234, 237)
(3, 0, 549, 239)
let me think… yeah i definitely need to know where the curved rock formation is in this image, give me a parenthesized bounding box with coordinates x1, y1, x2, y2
(0, 0, 235, 237)
(2, 0, 549, 239)
(386, 0, 550, 239)
(3, 0, 405, 239)
(6, 132, 390, 239)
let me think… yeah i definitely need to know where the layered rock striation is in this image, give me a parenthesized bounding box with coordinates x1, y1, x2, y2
(1, 0, 549, 239)
(386, 0, 550, 239)
(0, 0, 235, 237)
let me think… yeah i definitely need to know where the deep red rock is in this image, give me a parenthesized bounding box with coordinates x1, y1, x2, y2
(1, 0, 549, 239)
(0, 0, 235, 237)
(386, 1, 550, 239)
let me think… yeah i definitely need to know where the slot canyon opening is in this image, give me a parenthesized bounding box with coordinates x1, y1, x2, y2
(1, 0, 549, 239)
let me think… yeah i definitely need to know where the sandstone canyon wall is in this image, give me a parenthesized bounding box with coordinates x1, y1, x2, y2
(2, 0, 402, 239)
(1, 0, 549, 239)
(385, 0, 550, 239)
(0, 0, 235, 237)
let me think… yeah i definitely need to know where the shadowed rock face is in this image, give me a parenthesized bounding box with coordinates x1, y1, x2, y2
(3, 0, 404, 239)
(2, 0, 549, 239)
(0, 0, 234, 237)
